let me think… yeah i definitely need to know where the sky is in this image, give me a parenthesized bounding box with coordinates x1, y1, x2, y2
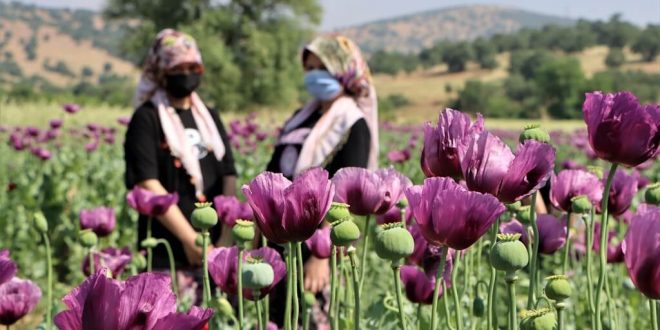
(8, 0, 660, 30)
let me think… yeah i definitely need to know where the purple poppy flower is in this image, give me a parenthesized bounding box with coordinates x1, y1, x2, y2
(33, 148, 52, 161)
(79, 207, 116, 237)
(242, 168, 334, 243)
(376, 205, 411, 225)
(583, 91, 660, 167)
(0, 250, 16, 285)
(104, 133, 115, 145)
(117, 116, 130, 126)
(421, 108, 484, 178)
(82, 247, 132, 278)
(631, 170, 651, 189)
(213, 195, 243, 227)
(387, 149, 411, 164)
(586, 222, 625, 263)
(561, 159, 584, 170)
(622, 204, 660, 299)
(54, 270, 212, 329)
(305, 227, 331, 259)
(599, 169, 638, 216)
(461, 131, 556, 203)
(126, 186, 179, 217)
(0, 278, 42, 326)
(255, 132, 268, 141)
(49, 119, 63, 129)
(84, 140, 98, 153)
(63, 103, 80, 114)
(332, 167, 411, 216)
(550, 169, 603, 213)
(400, 264, 451, 304)
(537, 214, 567, 255)
(46, 129, 60, 141)
(25, 127, 40, 137)
(238, 202, 254, 221)
(406, 177, 505, 250)
(8, 133, 26, 151)
(499, 219, 530, 246)
(208, 246, 286, 300)
(86, 123, 99, 132)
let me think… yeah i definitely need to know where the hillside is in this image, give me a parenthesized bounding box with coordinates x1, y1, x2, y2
(336, 5, 574, 53)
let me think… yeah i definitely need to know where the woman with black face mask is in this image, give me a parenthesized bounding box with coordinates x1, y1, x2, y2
(124, 29, 237, 302)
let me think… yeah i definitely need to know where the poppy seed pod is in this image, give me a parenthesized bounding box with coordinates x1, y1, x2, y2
(506, 201, 523, 213)
(195, 233, 210, 247)
(330, 218, 360, 247)
(645, 182, 660, 205)
(232, 220, 255, 244)
(374, 223, 414, 264)
(131, 253, 146, 270)
(33, 212, 48, 233)
(570, 195, 593, 214)
(191, 202, 218, 230)
(473, 297, 485, 317)
(211, 297, 234, 318)
(516, 206, 532, 224)
(304, 292, 316, 306)
(490, 234, 529, 273)
(544, 275, 572, 302)
(519, 124, 551, 144)
(326, 202, 351, 222)
(520, 308, 557, 330)
(79, 229, 98, 248)
(241, 258, 274, 291)
(140, 238, 158, 249)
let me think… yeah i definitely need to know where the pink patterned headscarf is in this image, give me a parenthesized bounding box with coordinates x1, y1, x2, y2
(133, 29, 225, 200)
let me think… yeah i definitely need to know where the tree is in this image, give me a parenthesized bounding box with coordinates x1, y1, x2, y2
(533, 57, 586, 119)
(418, 43, 444, 68)
(472, 38, 498, 69)
(369, 50, 419, 75)
(441, 42, 473, 72)
(632, 25, 660, 62)
(509, 49, 554, 80)
(605, 47, 625, 68)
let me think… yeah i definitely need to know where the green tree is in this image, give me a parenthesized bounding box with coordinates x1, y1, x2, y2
(441, 42, 473, 72)
(509, 49, 554, 80)
(605, 47, 625, 68)
(472, 37, 498, 69)
(632, 25, 660, 62)
(533, 56, 586, 118)
(369, 50, 419, 75)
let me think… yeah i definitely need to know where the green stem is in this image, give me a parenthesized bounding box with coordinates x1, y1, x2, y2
(443, 281, 456, 330)
(487, 217, 501, 330)
(237, 249, 245, 330)
(417, 304, 422, 330)
(255, 293, 263, 330)
(452, 252, 463, 330)
(359, 215, 371, 295)
(595, 163, 618, 330)
(562, 212, 572, 274)
(431, 247, 448, 330)
(400, 208, 406, 226)
(296, 243, 308, 330)
(330, 246, 338, 330)
(506, 273, 518, 330)
(392, 265, 406, 330)
(291, 243, 299, 329)
(349, 251, 362, 330)
(556, 303, 565, 330)
(156, 239, 179, 301)
(338, 249, 346, 322)
(43, 233, 53, 330)
(604, 276, 616, 330)
(650, 300, 658, 330)
(284, 244, 292, 330)
(585, 211, 595, 320)
(527, 193, 539, 309)
(201, 231, 211, 307)
(147, 216, 153, 272)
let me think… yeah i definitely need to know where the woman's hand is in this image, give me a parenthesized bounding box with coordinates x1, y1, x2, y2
(304, 255, 330, 294)
(183, 241, 204, 266)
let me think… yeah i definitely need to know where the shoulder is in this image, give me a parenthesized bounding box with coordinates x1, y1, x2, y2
(129, 101, 159, 129)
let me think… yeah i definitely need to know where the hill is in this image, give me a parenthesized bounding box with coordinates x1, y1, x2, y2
(335, 5, 574, 53)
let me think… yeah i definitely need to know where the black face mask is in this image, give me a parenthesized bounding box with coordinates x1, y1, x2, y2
(164, 73, 201, 98)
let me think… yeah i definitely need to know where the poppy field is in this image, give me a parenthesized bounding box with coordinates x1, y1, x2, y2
(1, 91, 659, 330)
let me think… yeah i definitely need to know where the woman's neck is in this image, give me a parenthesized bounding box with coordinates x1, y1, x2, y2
(168, 95, 192, 109)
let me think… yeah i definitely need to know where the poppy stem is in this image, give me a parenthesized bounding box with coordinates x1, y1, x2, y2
(392, 264, 406, 330)
(42, 232, 53, 330)
(255, 292, 263, 330)
(147, 216, 153, 272)
(561, 212, 572, 274)
(202, 231, 211, 307)
(556, 302, 565, 330)
(585, 211, 596, 323)
(349, 250, 362, 330)
(296, 243, 308, 330)
(155, 239, 179, 302)
(527, 193, 539, 309)
(416, 304, 422, 330)
(650, 299, 658, 330)
(452, 252, 463, 330)
(400, 208, 406, 226)
(359, 215, 371, 295)
(487, 217, 501, 330)
(237, 248, 244, 330)
(284, 244, 292, 330)
(291, 242, 300, 329)
(329, 245, 338, 330)
(505, 273, 519, 330)
(595, 163, 618, 330)
(443, 281, 456, 330)
(431, 246, 448, 330)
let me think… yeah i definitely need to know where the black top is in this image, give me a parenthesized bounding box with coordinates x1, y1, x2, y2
(266, 108, 371, 178)
(124, 101, 237, 269)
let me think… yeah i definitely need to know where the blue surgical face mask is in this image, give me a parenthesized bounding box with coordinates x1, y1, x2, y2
(304, 69, 342, 101)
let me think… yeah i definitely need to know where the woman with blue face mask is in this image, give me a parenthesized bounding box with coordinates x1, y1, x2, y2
(265, 34, 378, 327)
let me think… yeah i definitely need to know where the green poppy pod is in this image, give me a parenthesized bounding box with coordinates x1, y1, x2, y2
(79, 229, 98, 248)
(241, 258, 274, 290)
(330, 218, 360, 246)
(473, 297, 485, 317)
(195, 233, 210, 247)
(191, 202, 218, 230)
(212, 297, 234, 318)
(570, 195, 592, 214)
(506, 201, 523, 213)
(374, 223, 414, 264)
(141, 237, 159, 249)
(34, 212, 48, 233)
(397, 197, 408, 208)
(520, 308, 557, 330)
(490, 234, 529, 273)
(519, 124, 550, 144)
(516, 206, 532, 224)
(645, 182, 660, 205)
(232, 220, 255, 243)
(544, 275, 572, 302)
(304, 292, 316, 306)
(326, 202, 351, 223)
(131, 253, 147, 270)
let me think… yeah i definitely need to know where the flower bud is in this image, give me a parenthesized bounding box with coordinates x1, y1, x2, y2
(516, 206, 532, 224)
(645, 182, 660, 205)
(232, 220, 255, 244)
(473, 297, 485, 317)
(195, 233, 209, 247)
(374, 223, 414, 264)
(520, 308, 557, 330)
(490, 234, 529, 273)
(211, 297, 234, 318)
(544, 275, 571, 302)
(506, 201, 523, 213)
(141, 238, 159, 249)
(519, 124, 550, 144)
(326, 202, 351, 223)
(330, 218, 360, 247)
(79, 229, 98, 248)
(587, 166, 603, 180)
(242, 257, 274, 290)
(33, 211, 48, 233)
(191, 202, 218, 230)
(570, 195, 592, 213)
(304, 292, 316, 307)
(397, 197, 408, 208)
(131, 253, 147, 270)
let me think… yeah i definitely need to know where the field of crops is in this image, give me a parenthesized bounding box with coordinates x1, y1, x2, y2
(1, 92, 659, 330)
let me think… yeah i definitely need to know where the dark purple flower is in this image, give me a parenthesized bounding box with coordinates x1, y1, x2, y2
(591, 222, 625, 263)
(117, 116, 130, 126)
(25, 127, 40, 137)
(213, 195, 243, 227)
(550, 169, 603, 213)
(421, 108, 484, 178)
(86, 123, 99, 132)
(0, 250, 16, 285)
(82, 247, 132, 278)
(600, 169, 638, 216)
(305, 227, 331, 258)
(561, 159, 584, 170)
(63, 103, 80, 114)
(537, 214, 567, 255)
(79, 207, 116, 237)
(387, 149, 411, 164)
(622, 204, 660, 299)
(46, 129, 60, 141)
(238, 202, 254, 221)
(400, 264, 451, 304)
(8, 133, 26, 151)
(332, 167, 411, 216)
(54, 270, 213, 330)
(104, 133, 115, 145)
(242, 168, 334, 243)
(461, 131, 556, 203)
(84, 140, 98, 153)
(33, 148, 52, 161)
(406, 177, 505, 250)
(376, 205, 411, 225)
(0, 278, 41, 326)
(582, 91, 660, 167)
(126, 186, 179, 217)
(255, 132, 268, 141)
(499, 219, 529, 245)
(49, 119, 63, 129)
